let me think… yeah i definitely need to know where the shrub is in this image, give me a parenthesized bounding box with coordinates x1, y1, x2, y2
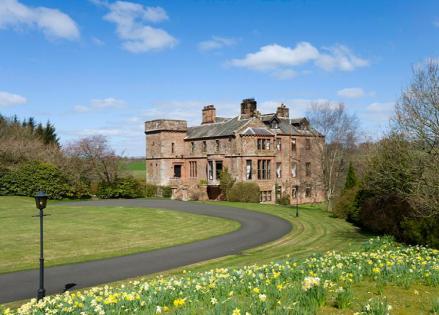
(161, 186, 172, 198)
(0, 161, 85, 199)
(400, 216, 439, 248)
(333, 187, 359, 220)
(219, 168, 235, 200)
(145, 183, 158, 198)
(97, 177, 144, 199)
(277, 194, 290, 206)
(228, 182, 260, 203)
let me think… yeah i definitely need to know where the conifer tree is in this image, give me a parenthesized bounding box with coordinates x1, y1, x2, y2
(344, 162, 358, 190)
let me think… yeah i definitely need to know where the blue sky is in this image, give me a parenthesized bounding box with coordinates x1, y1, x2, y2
(0, 0, 437, 156)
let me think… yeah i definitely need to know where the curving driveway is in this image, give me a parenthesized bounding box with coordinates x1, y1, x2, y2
(0, 199, 291, 303)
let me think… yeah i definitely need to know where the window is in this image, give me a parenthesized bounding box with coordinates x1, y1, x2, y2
(260, 191, 272, 202)
(291, 162, 297, 177)
(305, 184, 312, 197)
(202, 141, 207, 152)
(246, 160, 252, 180)
(191, 142, 195, 153)
(171, 142, 175, 154)
(305, 162, 311, 176)
(215, 140, 220, 152)
(276, 162, 282, 178)
(305, 138, 311, 150)
(276, 138, 282, 151)
(257, 138, 271, 150)
(257, 159, 271, 180)
(215, 161, 223, 179)
(291, 138, 296, 152)
(292, 186, 299, 199)
(189, 161, 197, 178)
(271, 121, 278, 129)
(208, 161, 213, 180)
(173, 164, 181, 178)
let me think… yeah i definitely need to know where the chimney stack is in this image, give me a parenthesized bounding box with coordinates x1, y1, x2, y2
(202, 105, 216, 124)
(276, 103, 289, 118)
(240, 98, 257, 118)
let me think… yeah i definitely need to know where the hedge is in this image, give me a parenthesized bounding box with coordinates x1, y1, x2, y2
(0, 161, 85, 199)
(228, 182, 260, 203)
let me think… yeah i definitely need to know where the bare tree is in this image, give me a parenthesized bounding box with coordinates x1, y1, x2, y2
(64, 135, 120, 185)
(307, 102, 358, 211)
(394, 60, 439, 217)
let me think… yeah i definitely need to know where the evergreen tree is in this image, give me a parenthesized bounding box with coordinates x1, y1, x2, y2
(344, 162, 358, 190)
(35, 123, 44, 139)
(42, 121, 60, 147)
(28, 117, 36, 132)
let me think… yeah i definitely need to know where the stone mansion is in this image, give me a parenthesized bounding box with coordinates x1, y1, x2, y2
(145, 98, 325, 204)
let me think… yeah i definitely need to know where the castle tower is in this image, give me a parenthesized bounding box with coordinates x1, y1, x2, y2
(145, 119, 187, 186)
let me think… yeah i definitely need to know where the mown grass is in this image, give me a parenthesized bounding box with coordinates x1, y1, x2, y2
(178, 201, 370, 272)
(319, 281, 439, 315)
(0, 197, 239, 274)
(120, 159, 146, 180)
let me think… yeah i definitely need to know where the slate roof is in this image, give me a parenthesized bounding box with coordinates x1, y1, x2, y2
(240, 127, 275, 136)
(215, 117, 231, 123)
(276, 118, 322, 136)
(185, 114, 323, 140)
(186, 116, 251, 139)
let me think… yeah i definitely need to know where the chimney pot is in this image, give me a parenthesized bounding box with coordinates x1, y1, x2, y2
(276, 103, 289, 118)
(202, 104, 216, 124)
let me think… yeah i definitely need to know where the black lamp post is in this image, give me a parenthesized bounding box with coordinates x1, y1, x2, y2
(295, 186, 299, 217)
(34, 191, 48, 301)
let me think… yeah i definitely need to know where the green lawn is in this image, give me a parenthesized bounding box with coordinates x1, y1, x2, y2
(176, 201, 370, 272)
(0, 197, 239, 274)
(120, 159, 146, 180)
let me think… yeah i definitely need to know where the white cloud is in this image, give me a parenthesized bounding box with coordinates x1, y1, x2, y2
(91, 97, 126, 108)
(0, 0, 79, 40)
(229, 42, 369, 78)
(198, 36, 237, 52)
(366, 102, 394, 114)
(101, 1, 176, 53)
(337, 87, 365, 98)
(230, 42, 319, 71)
(0, 90, 27, 107)
(316, 45, 369, 71)
(74, 97, 126, 112)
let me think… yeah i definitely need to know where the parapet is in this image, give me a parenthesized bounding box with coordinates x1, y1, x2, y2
(144, 119, 188, 134)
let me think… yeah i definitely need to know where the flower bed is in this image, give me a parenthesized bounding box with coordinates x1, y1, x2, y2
(2, 237, 438, 315)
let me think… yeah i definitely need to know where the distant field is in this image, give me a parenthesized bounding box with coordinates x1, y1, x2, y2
(121, 159, 146, 180)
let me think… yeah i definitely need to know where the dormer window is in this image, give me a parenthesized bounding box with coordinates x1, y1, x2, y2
(271, 121, 278, 129)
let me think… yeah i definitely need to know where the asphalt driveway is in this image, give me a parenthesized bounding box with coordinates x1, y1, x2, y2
(0, 199, 291, 303)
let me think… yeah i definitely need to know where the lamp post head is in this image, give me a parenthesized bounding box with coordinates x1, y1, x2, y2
(35, 191, 48, 210)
